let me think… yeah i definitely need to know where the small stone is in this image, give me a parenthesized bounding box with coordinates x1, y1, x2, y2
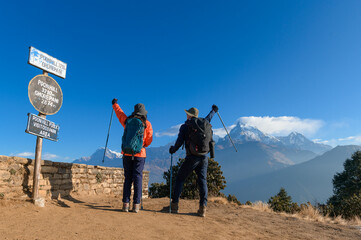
(34, 198, 45, 207)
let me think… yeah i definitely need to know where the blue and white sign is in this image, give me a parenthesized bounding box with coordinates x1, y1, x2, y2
(28, 46, 67, 79)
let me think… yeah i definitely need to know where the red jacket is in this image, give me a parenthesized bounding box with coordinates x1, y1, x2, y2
(113, 103, 153, 158)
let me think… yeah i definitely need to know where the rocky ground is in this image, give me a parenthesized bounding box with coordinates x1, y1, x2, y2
(0, 196, 360, 240)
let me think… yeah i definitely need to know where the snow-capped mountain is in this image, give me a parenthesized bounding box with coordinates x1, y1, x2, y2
(217, 122, 281, 147)
(278, 132, 332, 154)
(73, 148, 123, 168)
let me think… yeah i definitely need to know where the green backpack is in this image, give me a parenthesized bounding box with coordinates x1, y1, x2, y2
(122, 117, 145, 156)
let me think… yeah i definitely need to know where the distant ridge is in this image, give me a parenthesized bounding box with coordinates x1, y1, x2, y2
(278, 132, 332, 154)
(226, 145, 361, 203)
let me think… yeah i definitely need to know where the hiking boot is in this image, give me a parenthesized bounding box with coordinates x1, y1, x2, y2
(197, 205, 206, 217)
(122, 202, 130, 212)
(133, 203, 140, 213)
(171, 202, 179, 213)
(160, 202, 179, 213)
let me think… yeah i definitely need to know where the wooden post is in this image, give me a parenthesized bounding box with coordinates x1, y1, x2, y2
(32, 71, 48, 206)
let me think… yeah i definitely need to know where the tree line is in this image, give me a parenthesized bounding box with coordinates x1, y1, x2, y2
(150, 151, 361, 219)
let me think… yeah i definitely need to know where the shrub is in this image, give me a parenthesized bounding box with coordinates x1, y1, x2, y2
(9, 169, 16, 175)
(227, 194, 242, 205)
(245, 201, 252, 206)
(149, 182, 168, 198)
(268, 187, 299, 214)
(96, 172, 103, 183)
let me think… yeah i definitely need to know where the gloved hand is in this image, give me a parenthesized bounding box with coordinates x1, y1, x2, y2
(212, 104, 219, 113)
(169, 146, 176, 154)
(112, 98, 118, 105)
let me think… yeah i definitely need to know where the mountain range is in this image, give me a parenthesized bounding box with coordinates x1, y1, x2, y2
(217, 122, 332, 155)
(74, 123, 327, 182)
(72, 123, 359, 203)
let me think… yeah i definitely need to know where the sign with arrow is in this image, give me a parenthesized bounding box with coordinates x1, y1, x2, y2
(28, 46, 67, 79)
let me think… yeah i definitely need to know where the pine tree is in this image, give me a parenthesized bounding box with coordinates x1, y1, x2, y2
(268, 187, 299, 213)
(327, 151, 361, 219)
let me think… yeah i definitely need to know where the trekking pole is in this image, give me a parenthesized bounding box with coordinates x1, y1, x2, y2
(102, 109, 114, 163)
(169, 154, 173, 213)
(216, 112, 238, 152)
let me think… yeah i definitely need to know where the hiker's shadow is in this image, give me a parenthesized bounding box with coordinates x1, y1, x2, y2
(51, 195, 86, 208)
(142, 208, 199, 217)
(83, 203, 123, 212)
(63, 195, 85, 204)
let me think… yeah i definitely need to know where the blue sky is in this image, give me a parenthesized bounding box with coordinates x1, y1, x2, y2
(1, 0, 361, 162)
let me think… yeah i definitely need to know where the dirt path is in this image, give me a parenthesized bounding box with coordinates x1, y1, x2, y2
(0, 196, 360, 240)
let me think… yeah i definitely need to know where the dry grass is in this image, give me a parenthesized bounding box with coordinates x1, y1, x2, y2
(245, 201, 361, 228)
(296, 204, 327, 223)
(331, 215, 348, 225)
(351, 216, 361, 226)
(243, 201, 273, 213)
(208, 197, 229, 205)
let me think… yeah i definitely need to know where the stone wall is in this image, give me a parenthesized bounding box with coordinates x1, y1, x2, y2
(0, 155, 149, 200)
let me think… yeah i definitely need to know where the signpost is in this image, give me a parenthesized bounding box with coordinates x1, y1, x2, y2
(26, 47, 66, 207)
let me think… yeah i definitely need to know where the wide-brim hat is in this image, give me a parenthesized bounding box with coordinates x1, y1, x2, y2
(132, 103, 148, 116)
(184, 107, 199, 118)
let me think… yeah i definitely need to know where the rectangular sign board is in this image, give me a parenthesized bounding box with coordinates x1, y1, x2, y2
(28, 46, 67, 79)
(25, 113, 60, 141)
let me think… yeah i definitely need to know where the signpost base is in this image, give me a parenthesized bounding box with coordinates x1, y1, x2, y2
(32, 112, 46, 206)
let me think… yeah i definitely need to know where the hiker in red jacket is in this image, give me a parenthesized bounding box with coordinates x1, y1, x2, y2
(112, 99, 153, 213)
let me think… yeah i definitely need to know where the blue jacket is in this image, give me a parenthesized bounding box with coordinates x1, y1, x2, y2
(173, 109, 216, 155)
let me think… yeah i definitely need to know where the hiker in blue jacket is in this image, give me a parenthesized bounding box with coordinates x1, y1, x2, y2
(169, 104, 218, 217)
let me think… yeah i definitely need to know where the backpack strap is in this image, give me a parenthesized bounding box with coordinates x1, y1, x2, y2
(127, 114, 147, 128)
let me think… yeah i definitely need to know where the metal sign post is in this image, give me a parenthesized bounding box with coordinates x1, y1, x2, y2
(27, 47, 66, 207)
